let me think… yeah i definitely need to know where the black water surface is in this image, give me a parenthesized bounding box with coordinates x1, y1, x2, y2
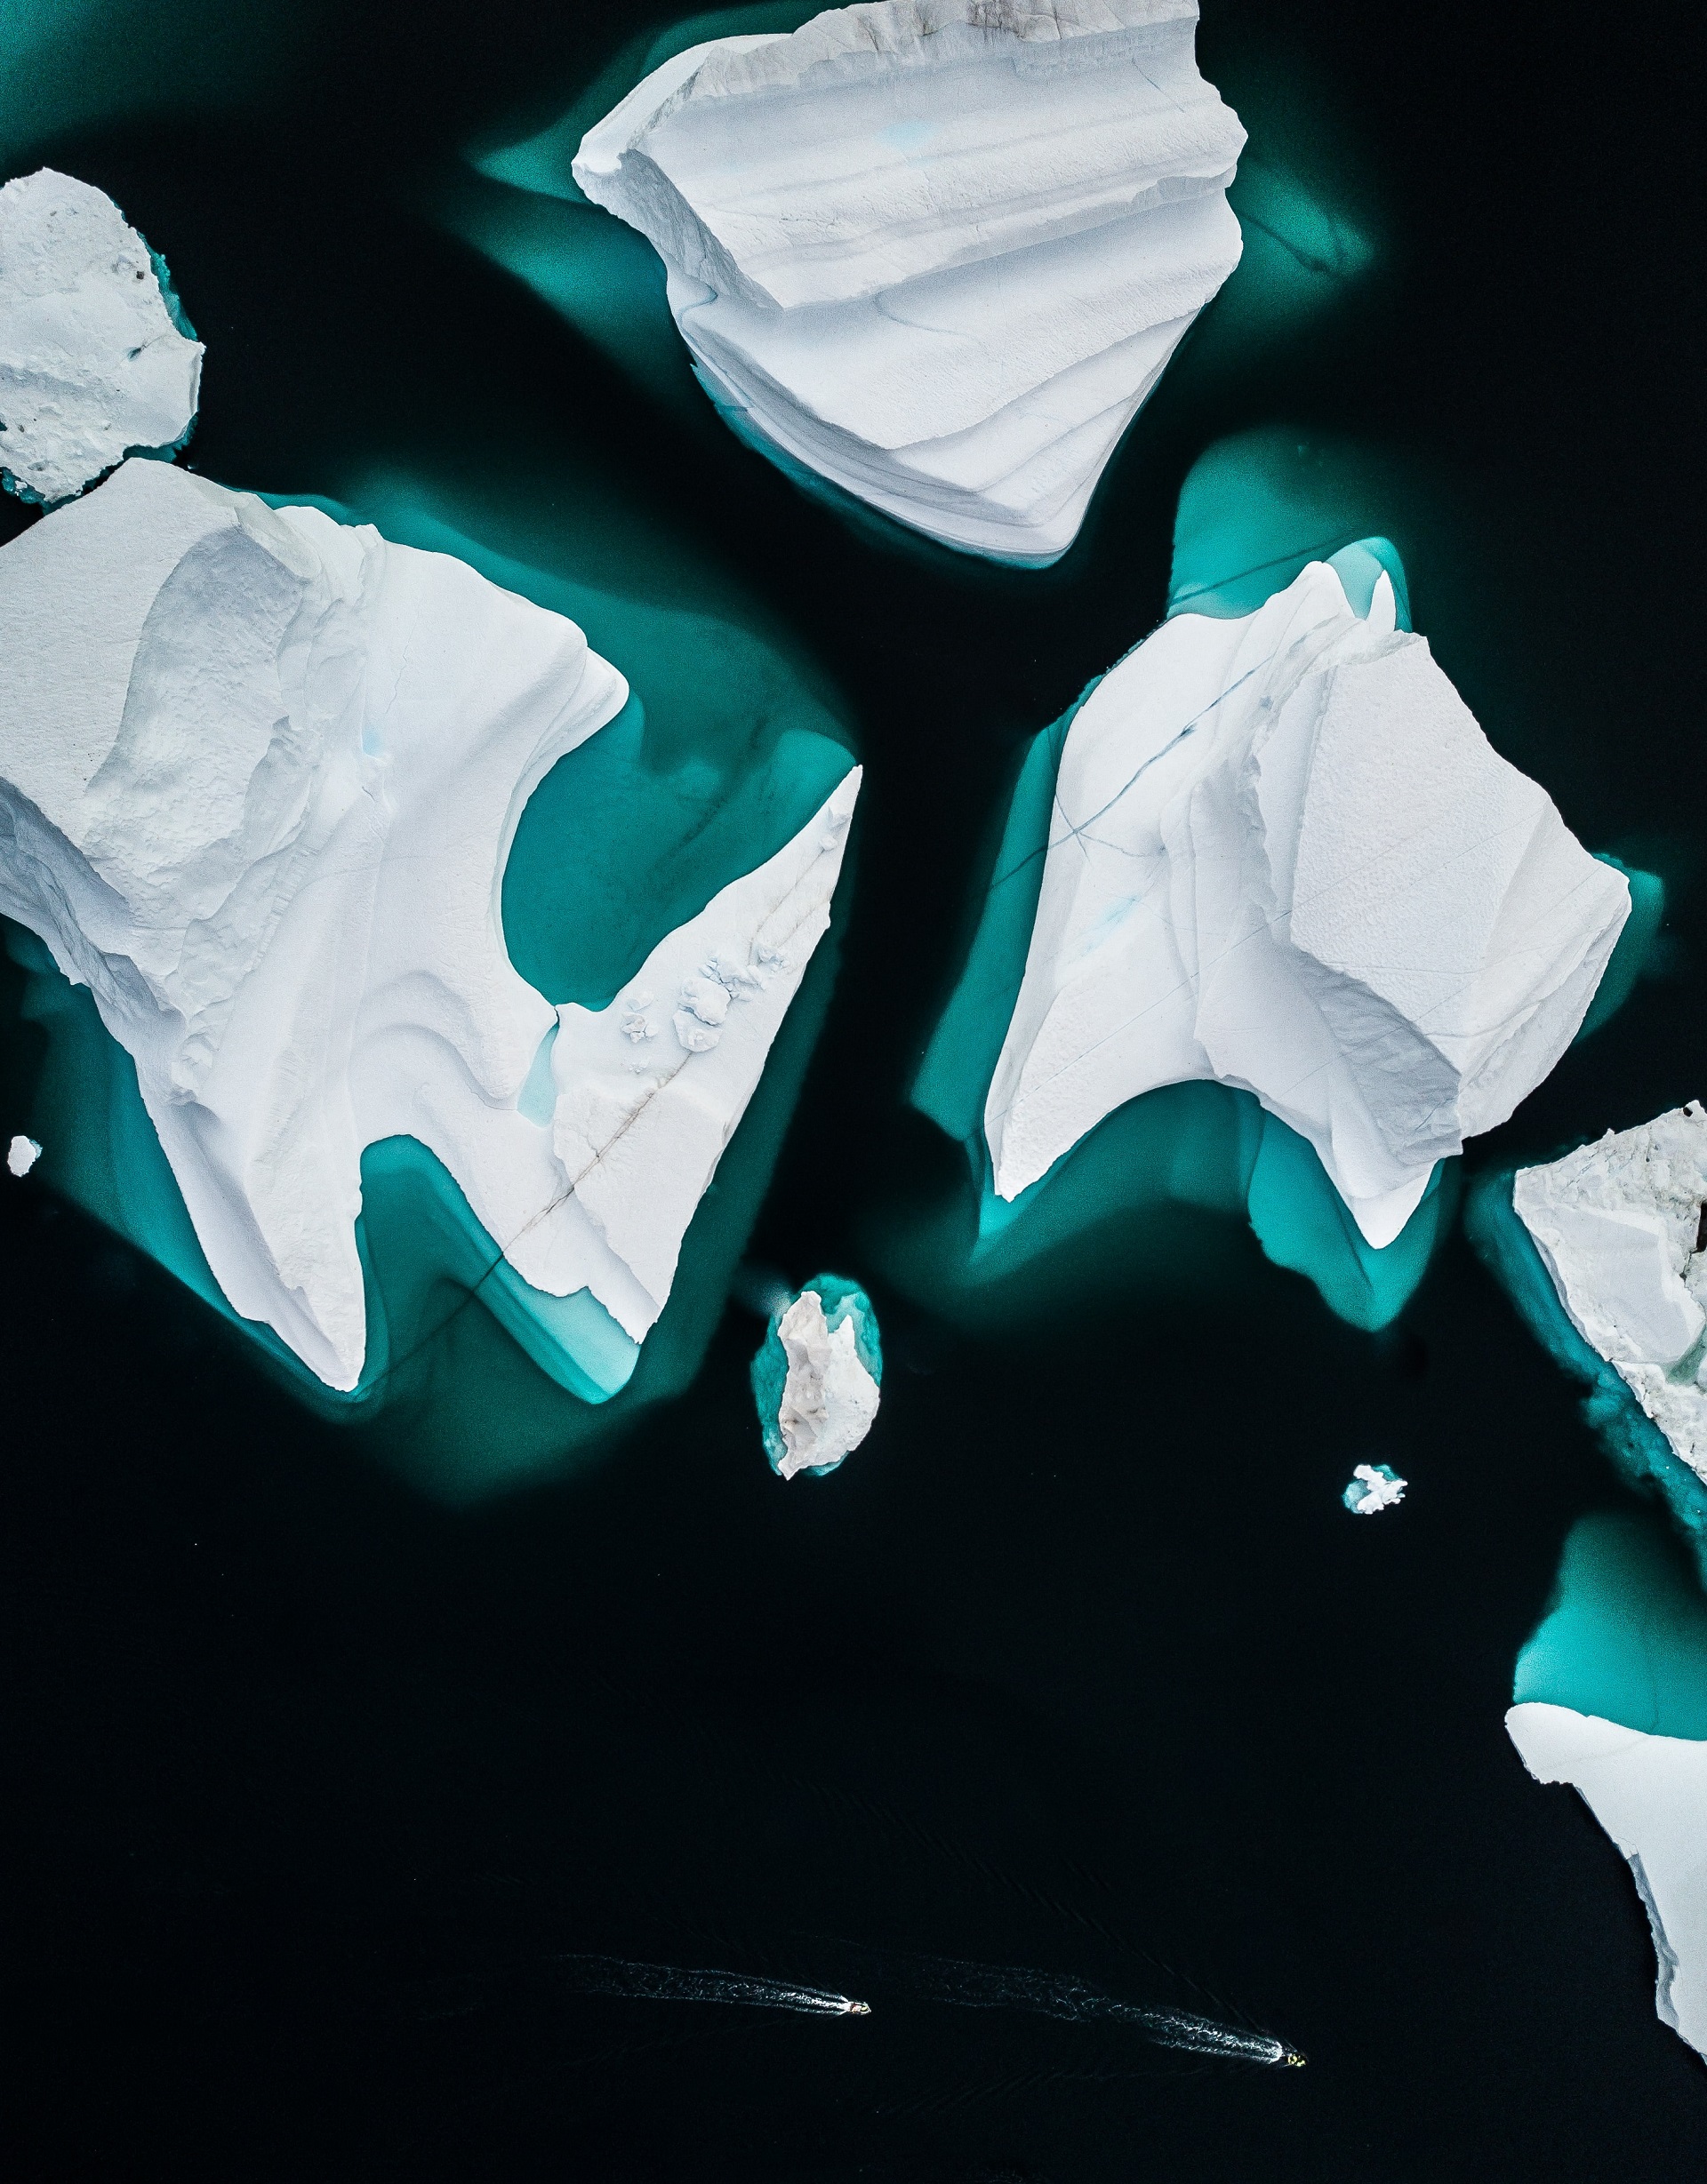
(4, 2, 1705, 2178)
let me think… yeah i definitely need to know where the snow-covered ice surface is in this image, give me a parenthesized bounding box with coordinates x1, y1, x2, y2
(1342, 1462, 1406, 1514)
(752, 1274, 883, 1478)
(985, 560, 1630, 1244)
(1514, 1104, 1707, 1490)
(7, 1132, 41, 1176)
(573, 0, 1244, 564)
(0, 168, 203, 505)
(0, 458, 859, 1390)
(1507, 1702, 1707, 2060)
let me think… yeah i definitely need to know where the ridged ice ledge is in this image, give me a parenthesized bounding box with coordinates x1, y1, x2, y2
(986, 560, 1630, 1244)
(0, 459, 859, 1390)
(573, 0, 1244, 564)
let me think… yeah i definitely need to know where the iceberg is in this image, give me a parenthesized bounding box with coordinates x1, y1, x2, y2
(984, 558, 1630, 1246)
(0, 456, 859, 1392)
(751, 1272, 882, 1477)
(572, 0, 1245, 564)
(1507, 1705, 1707, 2060)
(1513, 1104, 1707, 1491)
(0, 168, 203, 504)
(7, 1132, 40, 1176)
(1342, 1461, 1405, 1515)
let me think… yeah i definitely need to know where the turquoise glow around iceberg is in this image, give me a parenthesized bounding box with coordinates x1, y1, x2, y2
(1515, 1510, 1707, 1740)
(3, 470, 858, 1500)
(750, 1271, 884, 1479)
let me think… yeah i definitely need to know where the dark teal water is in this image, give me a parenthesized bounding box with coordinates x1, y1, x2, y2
(4, 2, 1705, 2178)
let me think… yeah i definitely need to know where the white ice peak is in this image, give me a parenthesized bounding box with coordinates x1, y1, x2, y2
(1508, 1703, 1707, 2060)
(987, 563, 1630, 1244)
(573, 0, 1244, 564)
(0, 459, 859, 1388)
(0, 168, 204, 504)
(1514, 1102, 1707, 1486)
(771, 1289, 882, 1479)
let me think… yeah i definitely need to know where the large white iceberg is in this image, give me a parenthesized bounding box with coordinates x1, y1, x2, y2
(0, 168, 204, 504)
(0, 457, 859, 1389)
(1507, 1702, 1707, 2060)
(1513, 1103, 1707, 1485)
(573, 0, 1245, 564)
(985, 561, 1631, 1243)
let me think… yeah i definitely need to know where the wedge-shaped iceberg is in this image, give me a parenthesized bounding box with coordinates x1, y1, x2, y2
(751, 1272, 883, 1478)
(1513, 1105, 1707, 1490)
(572, 0, 1245, 564)
(0, 169, 203, 504)
(0, 457, 859, 1392)
(1507, 1708, 1707, 2060)
(986, 560, 1631, 1245)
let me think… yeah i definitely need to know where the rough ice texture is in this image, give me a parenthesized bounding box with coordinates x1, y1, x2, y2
(1342, 1461, 1405, 1514)
(986, 562, 1630, 1246)
(1507, 1702, 1707, 2060)
(0, 458, 859, 1390)
(573, 0, 1244, 564)
(753, 1274, 883, 1478)
(1513, 1103, 1707, 1489)
(0, 168, 203, 505)
(771, 1289, 881, 1477)
(7, 1132, 41, 1176)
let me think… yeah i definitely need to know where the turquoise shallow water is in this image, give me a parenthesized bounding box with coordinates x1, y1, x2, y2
(3, 2, 1706, 2178)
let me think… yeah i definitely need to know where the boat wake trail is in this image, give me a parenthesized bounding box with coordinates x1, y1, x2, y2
(553, 1955, 870, 2017)
(855, 1948, 1303, 2066)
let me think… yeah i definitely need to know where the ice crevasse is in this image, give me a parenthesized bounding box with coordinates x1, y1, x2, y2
(572, 0, 1246, 564)
(984, 559, 1631, 1245)
(0, 458, 860, 1391)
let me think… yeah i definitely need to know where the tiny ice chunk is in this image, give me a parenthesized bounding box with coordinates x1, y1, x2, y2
(7, 1133, 41, 1176)
(1342, 1462, 1406, 1514)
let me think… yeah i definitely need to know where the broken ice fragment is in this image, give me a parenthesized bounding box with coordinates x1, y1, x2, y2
(572, 0, 1246, 564)
(1513, 1103, 1707, 1491)
(1342, 1462, 1406, 1515)
(7, 1132, 41, 1176)
(0, 169, 203, 504)
(752, 1272, 883, 1480)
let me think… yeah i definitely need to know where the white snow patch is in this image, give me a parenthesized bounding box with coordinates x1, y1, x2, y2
(0, 169, 203, 504)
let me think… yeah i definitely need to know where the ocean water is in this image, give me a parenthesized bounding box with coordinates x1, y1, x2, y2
(3, 2, 1705, 2179)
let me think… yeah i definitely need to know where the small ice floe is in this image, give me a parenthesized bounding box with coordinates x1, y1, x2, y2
(1513, 1101, 1707, 1489)
(0, 168, 204, 503)
(7, 1133, 41, 1176)
(1342, 1462, 1406, 1515)
(751, 1273, 882, 1479)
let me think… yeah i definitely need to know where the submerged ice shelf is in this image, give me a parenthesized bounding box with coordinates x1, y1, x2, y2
(752, 1272, 883, 1478)
(0, 458, 859, 1392)
(983, 558, 1629, 1246)
(572, 0, 1244, 564)
(0, 168, 203, 504)
(1514, 1104, 1707, 1492)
